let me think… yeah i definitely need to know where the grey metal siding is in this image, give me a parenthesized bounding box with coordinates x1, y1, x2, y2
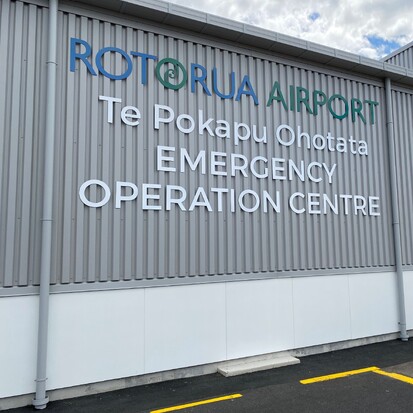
(0, 0, 398, 291)
(392, 87, 413, 265)
(0, 0, 47, 288)
(385, 48, 413, 70)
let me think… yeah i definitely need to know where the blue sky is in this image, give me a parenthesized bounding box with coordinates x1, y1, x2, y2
(171, 0, 412, 60)
(366, 35, 403, 56)
(308, 12, 320, 22)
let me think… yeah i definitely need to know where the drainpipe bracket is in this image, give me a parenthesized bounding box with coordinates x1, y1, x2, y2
(32, 396, 49, 410)
(400, 333, 409, 342)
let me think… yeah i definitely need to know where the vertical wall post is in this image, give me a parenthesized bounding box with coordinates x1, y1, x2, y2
(33, 0, 58, 409)
(384, 77, 409, 341)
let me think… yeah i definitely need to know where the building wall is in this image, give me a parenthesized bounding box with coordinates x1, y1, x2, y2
(385, 45, 413, 69)
(0, 0, 396, 291)
(392, 86, 413, 265)
(1, 0, 413, 402)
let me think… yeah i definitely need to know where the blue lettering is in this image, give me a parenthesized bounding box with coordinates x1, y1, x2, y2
(130, 51, 158, 85)
(70, 37, 96, 75)
(190, 63, 211, 95)
(235, 75, 259, 105)
(212, 68, 235, 100)
(69, 38, 260, 107)
(95, 47, 133, 80)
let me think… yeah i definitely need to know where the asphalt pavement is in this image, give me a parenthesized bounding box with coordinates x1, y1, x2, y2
(6, 339, 413, 413)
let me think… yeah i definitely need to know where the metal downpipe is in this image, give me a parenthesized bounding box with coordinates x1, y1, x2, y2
(385, 77, 409, 342)
(33, 0, 58, 409)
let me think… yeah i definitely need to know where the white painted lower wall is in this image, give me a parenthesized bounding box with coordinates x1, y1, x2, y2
(1, 270, 413, 399)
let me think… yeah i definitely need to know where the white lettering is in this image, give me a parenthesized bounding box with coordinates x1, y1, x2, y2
(99, 95, 122, 123)
(79, 179, 111, 208)
(115, 181, 138, 208)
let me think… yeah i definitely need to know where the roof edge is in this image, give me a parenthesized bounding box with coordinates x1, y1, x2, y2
(382, 39, 413, 62)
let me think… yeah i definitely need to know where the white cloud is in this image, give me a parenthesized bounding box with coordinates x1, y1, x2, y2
(169, 0, 413, 59)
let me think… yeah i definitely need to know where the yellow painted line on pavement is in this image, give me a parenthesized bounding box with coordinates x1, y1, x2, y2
(150, 394, 243, 413)
(300, 366, 380, 384)
(373, 369, 413, 385)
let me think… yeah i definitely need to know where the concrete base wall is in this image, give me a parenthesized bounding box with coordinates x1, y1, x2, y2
(1, 271, 413, 407)
(1, 331, 408, 411)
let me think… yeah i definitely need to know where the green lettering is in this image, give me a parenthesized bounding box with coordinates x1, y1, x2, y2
(312, 90, 327, 115)
(364, 99, 379, 125)
(155, 58, 187, 90)
(328, 94, 349, 120)
(296, 86, 313, 114)
(289, 85, 295, 111)
(266, 81, 287, 109)
(351, 98, 366, 124)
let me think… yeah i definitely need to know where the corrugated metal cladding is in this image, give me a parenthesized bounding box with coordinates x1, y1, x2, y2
(0, 0, 398, 291)
(385, 47, 413, 70)
(392, 87, 413, 266)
